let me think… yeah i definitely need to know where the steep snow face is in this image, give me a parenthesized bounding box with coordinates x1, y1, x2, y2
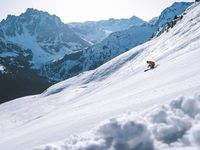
(0, 2, 200, 150)
(0, 8, 89, 68)
(68, 16, 146, 44)
(154, 2, 192, 27)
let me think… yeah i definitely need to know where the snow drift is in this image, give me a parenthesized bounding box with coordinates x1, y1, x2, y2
(34, 95, 200, 150)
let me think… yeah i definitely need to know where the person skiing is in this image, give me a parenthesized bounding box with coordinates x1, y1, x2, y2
(146, 60, 155, 69)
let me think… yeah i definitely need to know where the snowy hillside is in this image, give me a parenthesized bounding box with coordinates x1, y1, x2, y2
(0, 2, 200, 150)
(68, 16, 146, 44)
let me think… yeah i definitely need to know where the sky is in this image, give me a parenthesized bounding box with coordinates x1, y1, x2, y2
(0, 0, 194, 23)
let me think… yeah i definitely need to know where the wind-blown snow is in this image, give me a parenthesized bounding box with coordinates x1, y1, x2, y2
(0, 2, 200, 150)
(34, 95, 200, 150)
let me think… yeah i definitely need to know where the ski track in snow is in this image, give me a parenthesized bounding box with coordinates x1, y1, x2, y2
(0, 2, 200, 150)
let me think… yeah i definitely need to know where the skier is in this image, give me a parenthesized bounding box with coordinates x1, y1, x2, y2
(146, 60, 155, 69)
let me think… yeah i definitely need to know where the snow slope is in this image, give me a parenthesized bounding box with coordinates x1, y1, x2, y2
(0, 2, 200, 150)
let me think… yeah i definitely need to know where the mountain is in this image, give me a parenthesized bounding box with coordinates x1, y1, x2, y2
(82, 24, 156, 70)
(0, 8, 90, 68)
(0, 8, 90, 102)
(0, 2, 193, 102)
(68, 16, 146, 44)
(40, 51, 83, 81)
(149, 17, 159, 25)
(68, 2, 192, 45)
(41, 24, 156, 81)
(0, 2, 200, 150)
(42, 2, 192, 81)
(82, 1, 193, 71)
(0, 38, 52, 103)
(153, 2, 193, 27)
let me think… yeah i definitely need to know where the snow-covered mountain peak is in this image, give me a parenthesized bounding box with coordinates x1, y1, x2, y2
(0, 8, 90, 68)
(129, 15, 146, 23)
(23, 8, 48, 17)
(1, 8, 64, 37)
(104, 15, 146, 25)
(22, 8, 63, 29)
(24, 8, 48, 15)
(154, 2, 193, 27)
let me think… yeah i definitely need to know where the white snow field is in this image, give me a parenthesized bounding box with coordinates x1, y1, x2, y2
(0, 2, 200, 150)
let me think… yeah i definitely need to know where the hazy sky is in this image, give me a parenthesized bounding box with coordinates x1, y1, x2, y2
(0, 0, 194, 23)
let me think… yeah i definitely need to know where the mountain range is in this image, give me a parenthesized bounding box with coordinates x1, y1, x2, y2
(0, 2, 192, 102)
(68, 16, 146, 44)
(42, 2, 192, 81)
